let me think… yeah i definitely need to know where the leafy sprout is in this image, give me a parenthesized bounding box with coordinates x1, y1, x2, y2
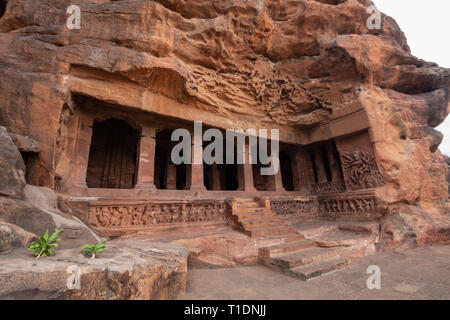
(80, 242, 106, 259)
(28, 228, 63, 259)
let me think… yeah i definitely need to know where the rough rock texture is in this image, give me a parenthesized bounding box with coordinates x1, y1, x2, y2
(445, 155, 450, 195)
(0, 123, 190, 300)
(381, 205, 450, 250)
(0, 222, 35, 253)
(8, 132, 40, 153)
(0, 126, 26, 199)
(0, 241, 188, 300)
(0, 0, 448, 199)
(0, 0, 449, 262)
(0, 186, 101, 249)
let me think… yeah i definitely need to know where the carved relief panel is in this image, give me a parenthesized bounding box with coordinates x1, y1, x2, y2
(271, 200, 314, 216)
(340, 150, 384, 190)
(89, 201, 226, 228)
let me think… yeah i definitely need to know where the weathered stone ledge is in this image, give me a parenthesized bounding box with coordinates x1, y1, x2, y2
(0, 241, 189, 300)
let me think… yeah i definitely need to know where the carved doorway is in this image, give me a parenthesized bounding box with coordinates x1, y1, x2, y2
(86, 119, 139, 189)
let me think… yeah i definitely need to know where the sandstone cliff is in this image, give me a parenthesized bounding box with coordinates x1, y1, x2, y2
(0, 0, 449, 275)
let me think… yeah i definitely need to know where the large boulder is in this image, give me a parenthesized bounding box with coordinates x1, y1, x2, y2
(0, 241, 189, 300)
(381, 205, 450, 250)
(0, 185, 101, 249)
(0, 126, 26, 199)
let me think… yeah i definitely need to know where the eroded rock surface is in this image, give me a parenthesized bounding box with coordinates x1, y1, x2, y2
(0, 241, 188, 300)
(0, 0, 449, 289)
(0, 0, 447, 204)
(0, 126, 26, 199)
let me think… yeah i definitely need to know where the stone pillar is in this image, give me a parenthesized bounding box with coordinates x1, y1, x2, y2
(135, 127, 156, 190)
(72, 115, 93, 189)
(237, 165, 245, 191)
(274, 159, 286, 192)
(313, 147, 328, 183)
(211, 164, 221, 190)
(184, 164, 192, 190)
(294, 150, 313, 193)
(289, 151, 301, 191)
(190, 141, 206, 192)
(243, 141, 257, 192)
(166, 161, 177, 190)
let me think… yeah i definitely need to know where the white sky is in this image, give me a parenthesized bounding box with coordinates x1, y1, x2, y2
(374, 0, 450, 155)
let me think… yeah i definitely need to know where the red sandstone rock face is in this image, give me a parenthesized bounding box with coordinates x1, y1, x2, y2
(0, 0, 449, 250)
(0, 0, 448, 201)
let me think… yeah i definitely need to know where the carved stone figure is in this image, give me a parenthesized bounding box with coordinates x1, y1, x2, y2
(341, 150, 385, 190)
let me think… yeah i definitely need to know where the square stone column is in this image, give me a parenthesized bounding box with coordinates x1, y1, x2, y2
(72, 115, 93, 189)
(294, 150, 314, 193)
(211, 164, 222, 190)
(166, 161, 177, 190)
(274, 159, 286, 192)
(243, 141, 257, 192)
(190, 140, 206, 192)
(237, 164, 245, 191)
(135, 127, 156, 190)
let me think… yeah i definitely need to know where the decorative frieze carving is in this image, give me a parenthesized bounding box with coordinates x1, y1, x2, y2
(311, 181, 346, 195)
(319, 197, 377, 214)
(341, 150, 384, 190)
(271, 200, 314, 216)
(89, 202, 226, 228)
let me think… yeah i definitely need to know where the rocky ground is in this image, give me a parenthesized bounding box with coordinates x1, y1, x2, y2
(0, 241, 188, 300)
(178, 245, 450, 300)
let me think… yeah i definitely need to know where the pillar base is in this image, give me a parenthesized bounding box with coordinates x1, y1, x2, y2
(135, 183, 157, 191)
(190, 185, 207, 192)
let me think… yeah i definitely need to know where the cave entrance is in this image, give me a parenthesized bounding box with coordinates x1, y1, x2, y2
(86, 119, 139, 189)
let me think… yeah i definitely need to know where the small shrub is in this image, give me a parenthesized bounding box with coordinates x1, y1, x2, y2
(80, 242, 106, 259)
(28, 228, 63, 259)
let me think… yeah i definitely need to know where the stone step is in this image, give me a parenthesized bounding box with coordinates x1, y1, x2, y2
(254, 233, 305, 242)
(234, 211, 274, 221)
(259, 239, 317, 258)
(245, 225, 294, 238)
(289, 257, 352, 281)
(240, 218, 285, 229)
(235, 198, 255, 203)
(236, 203, 262, 209)
(269, 246, 341, 269)
(234, 207, 270, 214)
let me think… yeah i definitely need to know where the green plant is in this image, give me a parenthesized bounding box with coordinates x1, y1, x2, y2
(80, 242, 106, 259)
(28, 228, 63, 259)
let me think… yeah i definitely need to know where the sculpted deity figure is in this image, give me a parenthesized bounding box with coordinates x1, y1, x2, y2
(120, 207, 132, 226)
(180, 204, 190, 223)
(110, 208, 122, 226)
(97, 207, 111, 227)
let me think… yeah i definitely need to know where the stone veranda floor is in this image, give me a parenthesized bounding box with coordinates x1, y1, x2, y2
(177, 245, 450, 300)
